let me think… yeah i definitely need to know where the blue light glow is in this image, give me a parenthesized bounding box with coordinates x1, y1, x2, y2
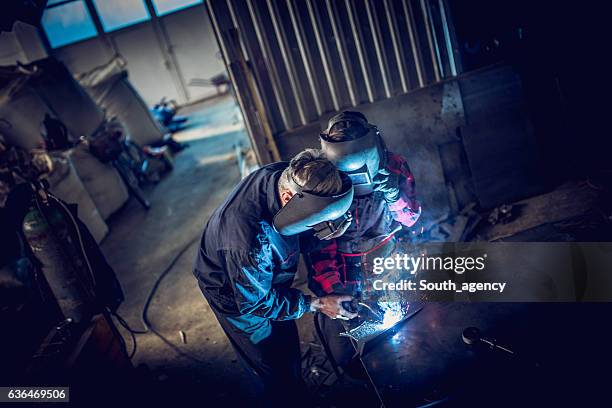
(152, 0, 203, 16)
(92, 0, 151, 32)
(42, 1, 98, 48)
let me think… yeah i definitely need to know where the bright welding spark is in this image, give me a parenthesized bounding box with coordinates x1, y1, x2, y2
(378, 301, 404, 329)
(339, 302, 411, 341)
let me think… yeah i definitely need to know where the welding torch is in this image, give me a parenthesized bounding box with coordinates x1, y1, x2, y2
(340, 298, 384, 321)
(336, 225, 405, 321)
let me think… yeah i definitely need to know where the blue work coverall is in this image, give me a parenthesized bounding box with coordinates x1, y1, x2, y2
(193, 162, 316, 402)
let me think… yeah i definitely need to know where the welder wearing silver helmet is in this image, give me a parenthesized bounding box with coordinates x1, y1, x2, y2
(320, 111, 388, 197)
(306, 111, 421, 373)
(309, 111, 421, 294)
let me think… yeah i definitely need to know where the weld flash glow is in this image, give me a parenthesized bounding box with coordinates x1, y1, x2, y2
(374, 301, 403, 329)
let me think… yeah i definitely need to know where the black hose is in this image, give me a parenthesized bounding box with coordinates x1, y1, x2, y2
(109, 233, 205, 362)
(140, 235, 199, 331)
(138, 234, 208, 363)
(51, 195, 206, 363)
(109, 309, 141, 359)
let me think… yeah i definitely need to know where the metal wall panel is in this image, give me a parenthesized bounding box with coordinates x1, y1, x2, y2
(209, 0, 459, 138)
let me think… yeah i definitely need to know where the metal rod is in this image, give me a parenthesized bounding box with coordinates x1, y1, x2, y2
(351, 339, 386, 407)
(207, 2, 279, 164)
(226, 0, 250, 66)
(266, 0, 308, 126)
(246, 0, 292, 130)
(358, 302, 383, 320)
(342, 319, 389, 407)
(401, 0, 425, 87)
(365, 0, 391, 98)
(481, 338, 515, 355)
(287, 0, 323, 116)
(438, 0, 457, 76)
(207, 3, 246, 127)
(426, 0, 444, 78)
(326, 0, 358, 106)
(306, 0, 340, 111)
(227, 0, 284, 134)
(345, 0, 374, 103)
(420, 0, 442, 81)
(359, 354, 387, 407)
(383, 0, 409, 93)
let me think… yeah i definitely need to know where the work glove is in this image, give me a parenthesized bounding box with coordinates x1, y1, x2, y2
(310, 294, 358, 320)
(372, 168, 400, 204)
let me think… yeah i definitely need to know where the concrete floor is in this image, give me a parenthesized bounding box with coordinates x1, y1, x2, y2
(101, 94, 261, 403)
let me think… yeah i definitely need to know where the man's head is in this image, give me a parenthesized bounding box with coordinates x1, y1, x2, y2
(278, 149, 343, 206)
(325, 111, 369, 142)
(273, 149, 354, 239)
(320, 111, 384, 196)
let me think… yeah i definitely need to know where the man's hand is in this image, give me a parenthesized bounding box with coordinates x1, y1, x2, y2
(310, 295, 358, 320)
(372, 168, 400, 204)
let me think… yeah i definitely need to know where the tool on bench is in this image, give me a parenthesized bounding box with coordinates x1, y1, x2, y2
(462, 327, 514, 354)
(462, 326, 542, 371)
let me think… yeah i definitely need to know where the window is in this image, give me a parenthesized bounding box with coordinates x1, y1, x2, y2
(42, 1, 98, 48)
(42, 0, 201, 48)
(92, 0, 151, 32)
(152, 0, 203, 16)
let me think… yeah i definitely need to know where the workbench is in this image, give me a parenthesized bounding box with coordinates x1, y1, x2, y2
(353, 302, 612, 407)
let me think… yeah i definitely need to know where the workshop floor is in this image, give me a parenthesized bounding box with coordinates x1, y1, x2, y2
(100, 94, 262, 404)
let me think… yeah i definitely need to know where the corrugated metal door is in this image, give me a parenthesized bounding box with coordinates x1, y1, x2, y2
(208, 0, 460, 139)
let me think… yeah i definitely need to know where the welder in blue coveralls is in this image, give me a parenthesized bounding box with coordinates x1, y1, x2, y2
(193, 149, 357, 405)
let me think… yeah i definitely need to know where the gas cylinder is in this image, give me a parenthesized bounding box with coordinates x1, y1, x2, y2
(22, 201, 91, 323)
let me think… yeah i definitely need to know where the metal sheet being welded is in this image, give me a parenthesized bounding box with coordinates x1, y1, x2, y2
(339, 303, 423, 354)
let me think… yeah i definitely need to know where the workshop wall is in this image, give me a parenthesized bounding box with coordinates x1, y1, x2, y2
(275, 64, 542, 226)
(208, 0, 461, 136)
(275, 76, 465, 226)
(160, 7, 226, 102)
(458, 65, 543, 209)
(207, 0, 575, 222)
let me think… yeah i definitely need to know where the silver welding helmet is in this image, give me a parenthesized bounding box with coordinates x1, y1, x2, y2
(273, 166, 354, 238)
(320, 114, 385, 196)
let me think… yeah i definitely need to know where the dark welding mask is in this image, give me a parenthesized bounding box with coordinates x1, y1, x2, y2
(273, 167, 354, 239)
(320, 124, 384, 196)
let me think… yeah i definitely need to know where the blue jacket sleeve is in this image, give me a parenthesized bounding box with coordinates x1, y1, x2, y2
(221, 249, 310, 320)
